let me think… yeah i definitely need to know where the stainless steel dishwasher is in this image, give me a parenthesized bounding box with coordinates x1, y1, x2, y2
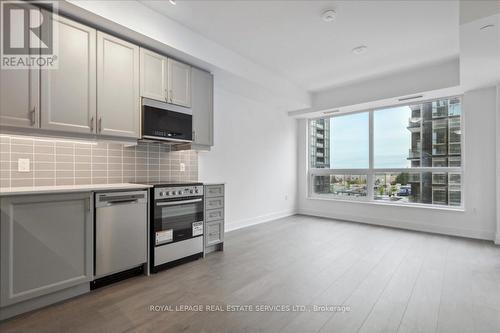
(94, 191, 148, 283)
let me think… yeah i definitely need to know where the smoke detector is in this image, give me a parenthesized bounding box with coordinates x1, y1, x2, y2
(322, 10, 337, 22)
(480, 24, 495, 32)
(352, 45, 368, 55)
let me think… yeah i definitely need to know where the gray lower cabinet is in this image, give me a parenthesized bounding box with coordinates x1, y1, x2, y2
(204, 184, 225, 254)
(206, 221, 224, 247)
(0, 193, 93, 319)
(205, 184, 224, 198)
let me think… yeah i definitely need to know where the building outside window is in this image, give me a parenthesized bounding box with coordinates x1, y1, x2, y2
(308, 97, 463, 208)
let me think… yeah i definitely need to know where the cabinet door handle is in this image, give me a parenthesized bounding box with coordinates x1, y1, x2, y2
(169, 89, 173, 103)
(90, 116, 94, 132)
(30, 106, 36, 126)
(98, 117, 102, 133)
(192, 131, 196, 141)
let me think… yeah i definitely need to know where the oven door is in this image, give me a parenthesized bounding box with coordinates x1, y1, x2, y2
(154, 197, 204, 246)
(142, 98, 192, 142)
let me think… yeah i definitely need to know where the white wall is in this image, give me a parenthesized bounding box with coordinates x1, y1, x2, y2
(289, 57, 462, 119)
(460, 12, 500, 91)
(496, 83, 500, 244)
(199, 87, 297, 231)
(298, 85, 498, 240)
(312, 57, 460, 111)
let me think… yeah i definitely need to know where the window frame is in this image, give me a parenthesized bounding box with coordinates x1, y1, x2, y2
(307, 95, 465, 210)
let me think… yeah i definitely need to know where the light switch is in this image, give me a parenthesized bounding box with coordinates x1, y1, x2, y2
(180, 163, 185, 172)
(18, 158, 30, 172)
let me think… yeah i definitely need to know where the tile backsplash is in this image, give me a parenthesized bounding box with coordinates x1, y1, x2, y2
(0, 135, 198, 188)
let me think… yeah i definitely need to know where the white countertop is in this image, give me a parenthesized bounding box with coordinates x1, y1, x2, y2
(0, 183, 152, 196)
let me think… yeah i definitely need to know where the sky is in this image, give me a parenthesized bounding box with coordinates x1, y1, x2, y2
(330, 106, 411, 169)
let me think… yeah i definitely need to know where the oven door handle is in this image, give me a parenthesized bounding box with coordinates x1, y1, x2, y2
(156, 198, 202, 206)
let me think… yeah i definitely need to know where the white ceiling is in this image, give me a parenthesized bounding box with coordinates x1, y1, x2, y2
(140, 0, 459, 92)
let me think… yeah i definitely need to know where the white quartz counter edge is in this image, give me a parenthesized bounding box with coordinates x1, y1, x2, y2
(0, 183, 152, 196)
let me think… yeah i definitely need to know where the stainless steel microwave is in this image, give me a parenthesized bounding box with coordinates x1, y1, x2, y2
(141, 98, 192, 143)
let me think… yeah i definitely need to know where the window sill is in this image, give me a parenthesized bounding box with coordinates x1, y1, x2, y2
(306, 195, 465, 212)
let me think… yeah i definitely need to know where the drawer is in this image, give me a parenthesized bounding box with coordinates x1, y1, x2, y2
(206, 208, 224, 222)
(205, 185, 224, 198)
(205, 196, 224, 210)
(205, 220, 223, 246)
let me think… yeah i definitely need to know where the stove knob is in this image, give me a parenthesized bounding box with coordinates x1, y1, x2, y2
(178, 190, 182, 195)
(190, 189, 194, 194)
(165, 191, 170, 196)
(195, 189, 199, 194)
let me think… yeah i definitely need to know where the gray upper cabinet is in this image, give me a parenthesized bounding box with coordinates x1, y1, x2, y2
(97, 32, 140, 138)
(0, 193, 93, 307)
(140, 49, 192, 108)
(191, 68, 214, 148)
(41, 14, 97, 134)
(140, 48, 167, 102)
(167, 58, 191, 108)
(1, 12, 214, 143)
(0, 3, 39, 129)
(0, 67, 39, 128)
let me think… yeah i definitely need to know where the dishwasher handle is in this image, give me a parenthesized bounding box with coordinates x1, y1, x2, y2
(104, 199, 139, 206)
(96, 190, 148, 208)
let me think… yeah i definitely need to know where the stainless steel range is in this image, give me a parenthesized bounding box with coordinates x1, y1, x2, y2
(148, 182, 204, 273)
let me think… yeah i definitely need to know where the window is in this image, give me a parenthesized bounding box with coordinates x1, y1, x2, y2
(374, 106, 413, 168)
(330, 112, 369, 169)
(308, 97, 463, 207)
(313, 174, 368, 198)
(310, 112, 368, 169)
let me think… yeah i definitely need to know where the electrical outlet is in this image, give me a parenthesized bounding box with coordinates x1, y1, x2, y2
(180, 163, 185, 172)
(18, 158, 30, 172)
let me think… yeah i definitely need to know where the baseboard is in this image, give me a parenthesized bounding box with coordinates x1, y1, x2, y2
(225, 209, 297, 232)
(298, 209, 494, 241)
(0, 283, 89, 321)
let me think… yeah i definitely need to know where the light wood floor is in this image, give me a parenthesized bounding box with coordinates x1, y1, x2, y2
(1, 215, 500, 333)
